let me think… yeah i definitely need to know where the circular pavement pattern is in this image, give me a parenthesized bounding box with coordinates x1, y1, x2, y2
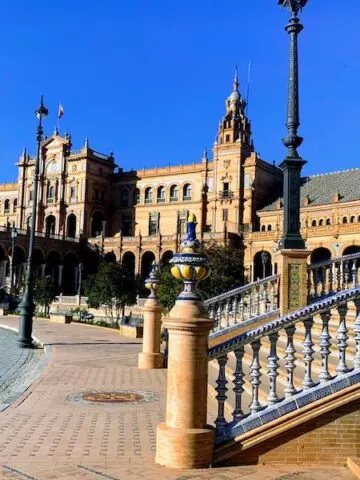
(66, 390, 159, 405)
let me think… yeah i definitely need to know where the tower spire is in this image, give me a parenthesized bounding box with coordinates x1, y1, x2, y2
(233, 65, 239, 92)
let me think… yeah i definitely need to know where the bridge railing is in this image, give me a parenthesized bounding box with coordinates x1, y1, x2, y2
(208, 286, 360, 443)
(204, 274, 280, 333)
(307, 252, 360, 302)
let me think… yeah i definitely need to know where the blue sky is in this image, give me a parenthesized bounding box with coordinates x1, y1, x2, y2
(0, 0, 359, 182)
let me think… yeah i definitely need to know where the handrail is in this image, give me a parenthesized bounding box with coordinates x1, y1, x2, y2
(204, 274, 280, 307)
(308, 251, 360, 270)
(208, 285, 360, 360)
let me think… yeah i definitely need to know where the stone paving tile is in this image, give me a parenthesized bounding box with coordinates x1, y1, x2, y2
(0, 318, 355, 480)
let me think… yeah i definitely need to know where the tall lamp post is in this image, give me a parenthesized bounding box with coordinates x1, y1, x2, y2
(18, 96, 48, 348)
(77, 262, 83, 305)
(9, 222, 18, 294)
(277, 0, 308, 250)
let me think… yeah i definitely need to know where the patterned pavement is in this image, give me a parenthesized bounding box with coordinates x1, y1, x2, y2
(0, 318, 355, 480)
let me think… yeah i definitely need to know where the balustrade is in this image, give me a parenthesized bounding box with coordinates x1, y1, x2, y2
(308, 252, 360, 301)
(208, 286, 360, 441)
(205, 275, 280, 333)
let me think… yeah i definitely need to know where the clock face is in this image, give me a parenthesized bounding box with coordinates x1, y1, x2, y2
(46, 160, 61, 173)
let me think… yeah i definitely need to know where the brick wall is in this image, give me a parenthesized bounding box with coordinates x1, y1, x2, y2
(219, 398, 360, 466)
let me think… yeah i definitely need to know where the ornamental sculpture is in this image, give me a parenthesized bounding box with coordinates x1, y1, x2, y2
(277, 0, 308, 17)
(170, 213, 210, 300)
(144, 261, 160, 299)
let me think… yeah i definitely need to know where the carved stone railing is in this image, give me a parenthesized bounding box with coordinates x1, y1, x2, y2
(204, 275, 280, 332)
(308, 252, 360, 302)
(208, 286, 360, 444)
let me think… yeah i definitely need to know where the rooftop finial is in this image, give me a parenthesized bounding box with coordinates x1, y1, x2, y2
(54, 126, 59, 135)
(85, 137, 89, 148)
(233, 65, 239, 91)
(22, 146, 27, 158)
(202, 147, 208, 162)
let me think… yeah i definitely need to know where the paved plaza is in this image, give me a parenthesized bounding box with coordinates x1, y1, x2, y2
(0, 318, 354, 480)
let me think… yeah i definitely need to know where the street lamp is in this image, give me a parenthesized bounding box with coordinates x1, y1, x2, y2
(18, 96, 48, 348)
(77, 262, 83, 305)
(261, 251, 270, 279)
(9, 222, 18, 295)
(277, 0, 308, 250)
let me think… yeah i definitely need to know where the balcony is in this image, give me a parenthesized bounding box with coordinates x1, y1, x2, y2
(219, 190, 233, 200)
(47, 198, 54, 204)
(183, 196, 192, 201)
(157, 197, 165, 203)
(170, 196, 178, 202)
(145, 198, 153, 204)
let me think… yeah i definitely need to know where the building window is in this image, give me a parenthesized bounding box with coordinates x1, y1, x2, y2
(177, 210, 188, 235)
(319, 219, 324, 226)
(70, 186, 76, 201)
(145, 187, 153, 204)
(261, 225, 266, 232)
(4, 199, 10, 214)
(13, 199, 17, 213)
(326, 218, 331, 225)
(170, 185, 178, 201)
(122, 214, 132, 236)
(311, 220, 317, 227)
(157, 186, 165, 203)
(183, 183, 192, 201)
(29, 190, 33, 203)
(149, 212, 159, 236)
(267, 224, 272, 231)
(225, 134, 230, 143)
(120, 188, 129, 206)
(47, 185, 55, 203)
(94, 188, 99, 201)
(343, 216, 348, 224)
(133, 188, 140, 205)
(222, 209, 228, 222)
(350, 216, 355, 223)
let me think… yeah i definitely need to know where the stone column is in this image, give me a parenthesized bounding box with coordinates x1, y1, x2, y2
(41, 263, 46, 277)
(274, 248, 311, 316)
(138, 262, 164, 369)
(58, 265, 64, 289)
(156, 214, 214, 469)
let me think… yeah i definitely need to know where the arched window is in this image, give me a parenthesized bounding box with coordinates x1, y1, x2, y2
(319, 219, 324, 226)
(261, 225, 266, 232)
(311, 220, 317, 227)
(145, 187, 153, 203)
(133, 188, 140, 205)
(13, 199, 17, 213)
(267, 224, 272, 231)
(326, 218, 331, 225)
(48, 185, 55, 202)
(157, 186, 165, 203)
(358, 215, 360, 223)
(183, 183, 192, 201)
(170, 185, 178, 201)
(120, 188, 129, 206)
(350, 216, 355, 223)
(343, 216, 348, 224)
(70, 186, 76, 201)
(4, 199, 10, 213)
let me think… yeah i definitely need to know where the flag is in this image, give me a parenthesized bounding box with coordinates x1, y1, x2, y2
(58, 103, 64, 119)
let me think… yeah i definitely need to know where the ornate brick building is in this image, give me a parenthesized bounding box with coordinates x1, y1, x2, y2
(0, 71, 359, 291)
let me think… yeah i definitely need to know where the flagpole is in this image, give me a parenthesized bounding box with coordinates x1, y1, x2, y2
(57, 101, 61, 132)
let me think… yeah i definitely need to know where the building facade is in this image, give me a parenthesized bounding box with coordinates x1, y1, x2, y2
(0, 72, 359, 291)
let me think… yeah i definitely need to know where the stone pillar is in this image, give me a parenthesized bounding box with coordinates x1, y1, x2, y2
(274, 249, 311, 316)
(58, 265, 63, 288)
(156, 214, 214, 469)
(41, 263, 46, 277)
(138, 262, 164, 369)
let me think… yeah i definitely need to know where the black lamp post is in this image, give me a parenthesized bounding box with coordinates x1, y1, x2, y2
(260, 251, 270, 279)
(277, 0, 308, 250)
(18, 96, 48, 348)
(9, 222, 18, 294)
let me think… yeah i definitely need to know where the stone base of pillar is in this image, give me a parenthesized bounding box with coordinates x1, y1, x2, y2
(138, 351, 164, 369)
(156, 423, 214, 469)
(274, 248, 311, 316)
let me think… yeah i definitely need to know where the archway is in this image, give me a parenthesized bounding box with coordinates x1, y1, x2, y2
(66, 214, 77, 238)
(33, 248, 44, 280)
(62, 252, 79, 294)
(45, 250, 61, 287)
(91, 211, 105, 237)
(253, 251, 272, 280)
(343, 245, 360, 256)
(311, 247, 332, 264)
(161, 250, 173, 265)
(46, 215, 56, 236)
(122, 251, 136, 278)
(104, 251, 117, 263)
(141, 251, 155, 281)
(11, 246, 27, 293)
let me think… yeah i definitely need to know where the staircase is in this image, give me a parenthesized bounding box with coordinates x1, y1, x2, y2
(205, 252, 360, 466)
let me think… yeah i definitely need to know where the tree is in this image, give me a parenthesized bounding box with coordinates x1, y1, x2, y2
(158, 242, 244, 311)
(84, 262, 138, 320)
(33, 276, 58, 317)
